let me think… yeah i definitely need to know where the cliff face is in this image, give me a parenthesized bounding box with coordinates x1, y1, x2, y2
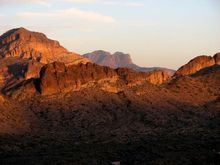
(39, 62, 118, 95)
(24, 61, 43, 80)
(0, 27, 89, 65)
(145, 70, 171, 85)
(175, 54, 219, 76)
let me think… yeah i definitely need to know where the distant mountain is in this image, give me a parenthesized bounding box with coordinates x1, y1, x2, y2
(0, 27, 89, 65)
(83, 50, 132, 68)
(83, 50, 175, 75)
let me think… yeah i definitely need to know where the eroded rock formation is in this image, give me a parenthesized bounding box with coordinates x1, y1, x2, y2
(175, 54, 220, 76)
(0, 27, 89, 65)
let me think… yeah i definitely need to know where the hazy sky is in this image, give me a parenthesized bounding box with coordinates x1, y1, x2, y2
(0, 0, 219, 69)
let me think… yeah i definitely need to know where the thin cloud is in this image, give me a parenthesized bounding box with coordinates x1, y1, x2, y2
(126, 2, 144, 7)
(0, 0, 51, 6)
(65, 0, 101, 3)
(18, 8, 115, 23)
(65, 0, 144, 7)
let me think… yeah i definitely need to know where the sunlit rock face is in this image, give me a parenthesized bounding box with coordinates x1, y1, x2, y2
(9, 62, 171, 97)
(145, 70, 171, 85)
(214, 53, 220, 65)
(0, 27, 89, 65)
(0, 27, 90, 88)
(175, 54, 220, 76)
(39, 62, 119, 95)
(24, 61, 43, 80)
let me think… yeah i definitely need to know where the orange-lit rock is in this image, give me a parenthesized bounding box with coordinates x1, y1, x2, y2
(175, 55, 217, 76)
(214, 53, 220, 65)
(0, 27, 89, 65)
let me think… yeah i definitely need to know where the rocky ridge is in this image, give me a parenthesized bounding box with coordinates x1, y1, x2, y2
(175, 53, 220, 76)
(4, 62, 172, 98)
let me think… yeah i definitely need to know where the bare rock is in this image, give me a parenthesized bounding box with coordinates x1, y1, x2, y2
(39, 62, 118, 95)
(0, 27, 89, 65)
(214, 53, 220, 65)
(146, 70, 171, 85)
(25, 61, 43, 80)
(175, 55, 216, 76)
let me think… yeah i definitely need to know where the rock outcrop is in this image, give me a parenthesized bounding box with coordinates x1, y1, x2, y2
(39, 62, 118, 95)
(6, 62, 172, 97)
(24, 61, 43, 80)
(145, 70, 171, 85)
(175, 54, 220, 76)
(214, 53, 220, 65)
(0, 27, 89, 65)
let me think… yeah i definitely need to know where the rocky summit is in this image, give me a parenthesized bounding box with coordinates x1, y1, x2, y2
(84, 50, 175, 75)
(0, 28, 219, 165)
(84, 50, 133, 68)
(0, 27, 89, 65)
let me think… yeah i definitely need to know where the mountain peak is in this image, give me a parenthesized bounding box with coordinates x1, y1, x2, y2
(84, 51, 132, 68)
(0, 27, 46, 41)
(83, 50, 175, 76)
(0, 27, 89, 64)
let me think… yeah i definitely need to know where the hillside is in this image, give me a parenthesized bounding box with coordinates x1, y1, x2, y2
(0, 28, 219, 165)
(0, 59, 219, 164)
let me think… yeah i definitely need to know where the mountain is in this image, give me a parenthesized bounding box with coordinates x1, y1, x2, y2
(0, 28, 219, 164)
(175, 53, 220, 76)
(0, 27, 89, 65)
(84, 50, 132, 68)
(84, 50, 175, 75)
(0, 28, 173, 88)
(0, 27, 89, 88)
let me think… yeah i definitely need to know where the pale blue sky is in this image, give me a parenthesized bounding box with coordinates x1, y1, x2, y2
(0, 0, 219, 69)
